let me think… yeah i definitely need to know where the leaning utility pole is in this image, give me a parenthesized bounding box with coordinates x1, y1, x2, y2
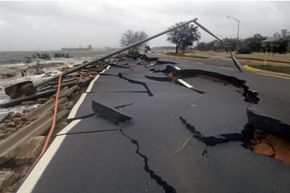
(34, 17, 242, 88)
(36, 18, 198, 88)
(192, 20, 242, 72)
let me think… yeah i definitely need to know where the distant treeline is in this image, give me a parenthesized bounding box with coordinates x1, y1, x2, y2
(196, 34, 289, 54)
(25, 52, 71, 63)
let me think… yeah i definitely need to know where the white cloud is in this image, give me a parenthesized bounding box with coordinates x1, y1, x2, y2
(0, 20, 7, 25)
(0, 1, 289, 51)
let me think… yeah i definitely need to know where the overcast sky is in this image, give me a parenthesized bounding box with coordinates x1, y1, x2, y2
(0, 1, 290, 51)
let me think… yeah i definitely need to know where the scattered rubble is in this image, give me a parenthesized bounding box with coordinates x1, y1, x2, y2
(0, 171, 19, 193)
(0, 59, 112, 193)
(5, 81, 35, 99)
(1, 53, 289, 193)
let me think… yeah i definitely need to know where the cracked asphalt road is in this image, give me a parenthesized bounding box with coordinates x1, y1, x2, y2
(18, 54, 290, 193)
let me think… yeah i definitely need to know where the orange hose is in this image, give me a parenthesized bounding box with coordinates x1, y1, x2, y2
(22, 71, 66, 182)
(39, 71, 65, 156)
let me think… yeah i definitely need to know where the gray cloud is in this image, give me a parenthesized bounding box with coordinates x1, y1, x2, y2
(0, 1, 289, 51)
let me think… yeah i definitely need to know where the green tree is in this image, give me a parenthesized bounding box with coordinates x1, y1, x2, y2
(196, 40, 223, 51)
(276, 40, 288, 53)
(167, 22, 200, 53)
(244, 34, 266, 52)
(223, 38, 244, 51)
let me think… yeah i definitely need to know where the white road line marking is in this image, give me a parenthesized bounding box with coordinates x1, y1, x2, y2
(67, 93, 87, 119)
(86, 75, 100, 92)
(87, 65, 111, 93)
(57, 119, 82, 135)
(172, 66, 194, 89)
(177, 79, 193, 88)
(67, 65, 111, 120)
(16, 120, 81, 193)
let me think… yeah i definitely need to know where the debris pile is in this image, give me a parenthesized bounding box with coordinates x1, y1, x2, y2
(0, 60, 112, 193)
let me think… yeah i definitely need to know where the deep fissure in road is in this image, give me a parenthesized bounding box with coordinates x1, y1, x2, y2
(151, 65, 259, 104)
(179, 116, 243, 147)
(247, 110, 290, 164)
(120, 129, 177, 193)
(118, 73, 154, 97)
(179, 110, 290, 164)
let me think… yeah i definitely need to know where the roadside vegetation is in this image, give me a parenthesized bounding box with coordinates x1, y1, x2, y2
(248, 64, 290, 74)
(119, 21, 290, 75)
(237, 53, 290, 64)
(166, 52, 209, 59)
(167, 22, 200, 53)
(196, 33, 289, 54)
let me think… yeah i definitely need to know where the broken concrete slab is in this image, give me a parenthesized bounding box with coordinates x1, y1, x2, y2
(92, 100, 132, 124)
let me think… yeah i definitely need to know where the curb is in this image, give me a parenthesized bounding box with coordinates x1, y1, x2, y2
(243, 65, 290, 80)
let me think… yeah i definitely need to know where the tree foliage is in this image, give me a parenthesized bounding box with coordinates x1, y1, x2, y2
(25, 53, 51, 64)
(167, 22, 200, 53)
(120, 29, 148, 53)
(272, 40, 288, 53)
(54, 53, 70, 58)
(195, 34, 289, 54)
(244, 34, 266, 52)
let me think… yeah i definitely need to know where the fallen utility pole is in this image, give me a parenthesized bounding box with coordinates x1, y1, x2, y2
(36, 18, 199, 88)
(192, 20, 243, 72)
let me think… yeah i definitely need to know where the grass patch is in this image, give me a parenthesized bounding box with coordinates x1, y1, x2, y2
(249, 64, 290, 74)
(238, 56, 290, 64)
(166, 52, 209, 59)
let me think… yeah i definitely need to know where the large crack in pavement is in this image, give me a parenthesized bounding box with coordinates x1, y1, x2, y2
(179, 116, 243, 147)
(247, 109, 290, 141)
(120, 129, 177, 193)
(180, 109, 290, 164)
(151, 65, 259, 104)
(118, 73, 154, 97)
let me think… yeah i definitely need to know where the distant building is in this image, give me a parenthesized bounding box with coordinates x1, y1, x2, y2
(281, 29, 290, 38)
(61, 45, 93, 52)
(263, 29, 290, 52)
